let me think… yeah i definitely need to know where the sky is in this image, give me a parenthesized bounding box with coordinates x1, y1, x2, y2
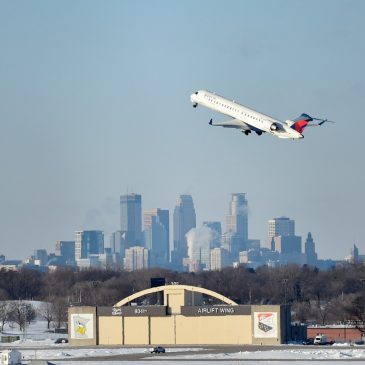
(0, 0, 364, 260)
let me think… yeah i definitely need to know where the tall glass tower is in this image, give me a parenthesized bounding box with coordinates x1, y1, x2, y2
(144, 209, 169, 268)
(226, 193, 248, 241)
(120, 193, 142, 247)
(75, 230, 104, 260)
(172, 195, 196, 270)
(224, 193, 248, 259)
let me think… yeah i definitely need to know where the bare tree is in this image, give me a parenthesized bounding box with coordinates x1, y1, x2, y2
(51, 298, 68, 329)
(38, 300, 54, 330)
(8, 301, 36, 331)
(0, 301, 12, 332)
(344, 292, 365, 335)
(292, 301, 312, 323)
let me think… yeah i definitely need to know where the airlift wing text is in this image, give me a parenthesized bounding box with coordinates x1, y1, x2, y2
(181, 305, 251, 316)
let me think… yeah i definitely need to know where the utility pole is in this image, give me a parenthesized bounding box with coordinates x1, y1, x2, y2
(282, 278, 288, 306)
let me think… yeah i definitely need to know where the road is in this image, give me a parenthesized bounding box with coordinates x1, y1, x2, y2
(51, 344, 363, 362)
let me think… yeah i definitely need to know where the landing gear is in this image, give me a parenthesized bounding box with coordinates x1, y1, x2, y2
(244, 130, 251, 136)
(193, 103, 198, 108)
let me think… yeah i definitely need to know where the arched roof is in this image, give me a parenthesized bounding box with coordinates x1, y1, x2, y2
(113, 284, 237, 307)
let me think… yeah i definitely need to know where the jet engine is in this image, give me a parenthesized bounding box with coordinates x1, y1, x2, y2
(262, 120, 279, 132)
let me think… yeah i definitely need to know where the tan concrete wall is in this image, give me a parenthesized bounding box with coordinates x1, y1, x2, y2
(150, 316, 176, 344)
(96, 314, 253, 346)
(69, 303, 287, 346)
(68, 306, 97, 346)
(175, 315, 252, 345)
(98, 316, 123, 345)
(123, 316, 149, 345)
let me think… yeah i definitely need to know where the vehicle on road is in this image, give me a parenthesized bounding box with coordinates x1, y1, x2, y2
(314, 334, 327, 345)
(150, 346, 165, 354)
(54, 338, 68, 344)
(313, 334, 334, 345)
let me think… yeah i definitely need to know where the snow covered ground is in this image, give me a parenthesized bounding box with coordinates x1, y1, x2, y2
(1, 316, 64, 342)
(7, 345, 365, 364)
(159, 348, 365, 361)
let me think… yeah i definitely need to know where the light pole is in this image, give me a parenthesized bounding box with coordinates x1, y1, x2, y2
(282, 279, 288, 306)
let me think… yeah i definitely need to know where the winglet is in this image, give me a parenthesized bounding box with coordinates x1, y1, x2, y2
(209, 119, 213, 125)
(313, 117, 335, 126)
(318, 119, 335, 126)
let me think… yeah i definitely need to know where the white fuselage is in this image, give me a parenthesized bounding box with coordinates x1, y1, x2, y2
(190, 90, 303, 139)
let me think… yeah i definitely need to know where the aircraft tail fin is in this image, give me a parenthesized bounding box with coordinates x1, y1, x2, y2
(290, 113, 313, 133)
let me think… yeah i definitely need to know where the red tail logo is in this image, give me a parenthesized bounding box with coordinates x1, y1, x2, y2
(291, 113, 313, 134)
(293, 120, 309, 133)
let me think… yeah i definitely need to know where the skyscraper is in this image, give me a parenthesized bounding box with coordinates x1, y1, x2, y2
(75, 230, 104, 260)
(304, 232, 318, 266)
(120, 193, 142, 247)
(210, 247, 230, 271)
(202, 221, 222, 248)
(55, 240, 75, 264)
(110, 231, 123, 254)
(34, 249, 48, 266)
(221, 231, 242, 263)
(267, 217, 303, 264)
(109, 231, 126, 266)
(124, 246, 149, 271)
(223, 193, 248, 260)
(144, 209, 169, 268)
(274, 236, 302, 254)
(226, 193, 248, 241)
(268, 217, 295, 239)
(172, 195, 196, 270)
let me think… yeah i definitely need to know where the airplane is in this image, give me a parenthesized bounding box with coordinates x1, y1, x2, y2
(190, 90, 333, 139)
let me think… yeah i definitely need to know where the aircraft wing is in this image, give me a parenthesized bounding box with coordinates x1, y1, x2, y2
(209, 118, 251, 130)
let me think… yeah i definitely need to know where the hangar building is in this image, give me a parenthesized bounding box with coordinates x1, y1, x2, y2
(68, 284, 292, 346)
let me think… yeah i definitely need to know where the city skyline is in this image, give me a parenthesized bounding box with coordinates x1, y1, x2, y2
(3, 186, 364, 271)
(0, 188, 361, 261)
(1, 1, 364, 260)
(0, 189, 357, 266)
(0, 190, 326, 270)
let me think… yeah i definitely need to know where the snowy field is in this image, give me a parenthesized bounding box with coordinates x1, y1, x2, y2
(7, 344, 365, 364)
(2, 319, 365, 364)
(3, 342, 365, 364)
(19, 348, 365, 365)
